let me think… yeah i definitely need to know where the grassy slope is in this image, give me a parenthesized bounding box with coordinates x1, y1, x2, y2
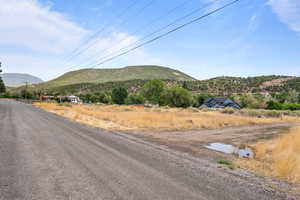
(41, 65, 196, 88)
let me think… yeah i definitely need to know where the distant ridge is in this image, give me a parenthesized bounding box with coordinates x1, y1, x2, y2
(2, 73, 43, 87)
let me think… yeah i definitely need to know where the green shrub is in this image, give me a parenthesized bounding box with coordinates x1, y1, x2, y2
(125, 94, 145, 105)
(89, 92, 111, 104)
(266, 101, 300, 111)
(140, 80, 165, 104)
(161, 86, 193, 108)
(217, 159, 232, 166)
(194, 93, 213, 107)
(0, 77, 5, 94)
(283, 103, 300, 111)
(20, 89, 35, 99)
(102, 93, 112, 104)
(232, 93, 266, 109)
(112, 87, 128, 105)
(266, 101, 283, 110)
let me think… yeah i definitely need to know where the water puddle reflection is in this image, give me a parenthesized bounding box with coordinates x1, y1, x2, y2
(205, 143, 254, 158)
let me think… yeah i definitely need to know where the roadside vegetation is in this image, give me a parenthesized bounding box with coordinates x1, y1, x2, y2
(5, 78, 300, 111)
(2, 76, 300, 111)
(34, 103, 300, 132)
(236, 126, 300, 186)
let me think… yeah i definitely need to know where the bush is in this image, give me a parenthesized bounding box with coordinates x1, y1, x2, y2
(140, 80, 165, 104)
(273, 91, 299, 104)
(112, 87, 128, 105)
(284, 103, 300, 111)
(266, 101, 284, 110)
(0, 77, 5, 94)
(79, 92, 112, 104)
(194, 93, 213, 107)
(90, 94, 98, 103)
(232, 94, 266, 109)
(267, 101, 300, 111)
(0, 91, 11, 98)
(125, 94, 145, 105)
(161, 86, 193, 108)
(20, 89, 35, 99)
(217, 159, 232, 166)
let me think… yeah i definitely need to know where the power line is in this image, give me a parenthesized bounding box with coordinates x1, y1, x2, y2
(81, 0, 222, 68)
(63, 0, 140, 62)
(90, 0, 241, 68)
(66, 0, 156, 63)
(79, 0, 192, 67)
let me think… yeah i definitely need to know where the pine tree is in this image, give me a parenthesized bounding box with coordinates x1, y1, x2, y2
(182, 81, 189, 90)
(0, 78, 5, 94)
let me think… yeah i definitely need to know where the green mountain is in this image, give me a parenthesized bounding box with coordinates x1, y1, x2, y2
(42, 65, 196, 88)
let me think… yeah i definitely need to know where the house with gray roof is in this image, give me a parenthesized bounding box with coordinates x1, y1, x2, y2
(203, 98, 241, 109)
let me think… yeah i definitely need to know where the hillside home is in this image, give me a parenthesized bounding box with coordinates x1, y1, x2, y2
(203, 98, 241, 109)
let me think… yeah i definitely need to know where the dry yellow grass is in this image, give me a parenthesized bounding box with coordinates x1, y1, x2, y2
(236, 126, 300, 185)
(34, 103, 300, 132)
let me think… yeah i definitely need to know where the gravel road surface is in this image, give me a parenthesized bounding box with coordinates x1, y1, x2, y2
(0, 100, 294, 200)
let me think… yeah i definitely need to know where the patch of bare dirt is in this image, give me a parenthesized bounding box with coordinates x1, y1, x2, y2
(125, 123, 297, 161)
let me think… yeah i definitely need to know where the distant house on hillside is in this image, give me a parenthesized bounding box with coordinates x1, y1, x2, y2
(203, 98, 241, 109)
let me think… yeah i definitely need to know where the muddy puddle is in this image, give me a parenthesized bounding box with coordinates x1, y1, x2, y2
(205, 143, 254, 158)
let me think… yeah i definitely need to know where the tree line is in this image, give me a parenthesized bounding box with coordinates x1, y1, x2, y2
(2, 79, 300, 110)
(78, 80, 210, 108)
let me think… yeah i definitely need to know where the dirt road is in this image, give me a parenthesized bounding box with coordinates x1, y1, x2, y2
(0, 100, 294, 199)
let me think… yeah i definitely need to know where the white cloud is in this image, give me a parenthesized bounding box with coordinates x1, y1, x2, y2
(0, 0, 87, 53)
(0, 0, 159, 80)
(268, 0, 300, 34)
(248, 14, 258, 32)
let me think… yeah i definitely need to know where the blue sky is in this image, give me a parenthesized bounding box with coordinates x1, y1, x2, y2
(0, 0, 299, 80)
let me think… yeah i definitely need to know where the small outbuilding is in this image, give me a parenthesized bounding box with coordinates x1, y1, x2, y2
(203, 98, 241, 109)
